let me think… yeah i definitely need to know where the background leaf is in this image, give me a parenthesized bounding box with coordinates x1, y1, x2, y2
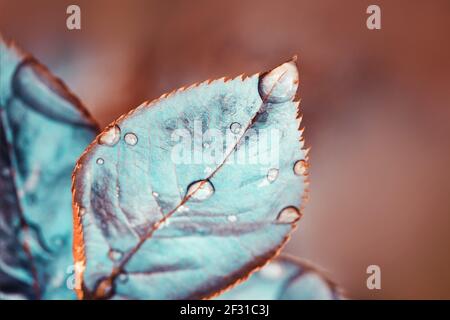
(72, 58, 310, 299)
(216, 255, 342, 300)
(0, 36, 98, 299)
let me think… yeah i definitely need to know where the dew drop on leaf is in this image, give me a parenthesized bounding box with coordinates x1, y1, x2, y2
(96, 158, 104, 165)
(124, 132, 138, 146)
(108, 249, 123, 261)
(99, 125, 121, 146)
(118, 273, 129, 283)
(227, 215, 237, 223)
(186, 180, 215, 201)
(276, 206, 301, 224)
(293, 160, 308, 176)
(229, 122, 242, 134)
(50, 235, 64, 249)
(94, 278, 114, 300)
(258, 58, 299, 103)
(266, 168, 279, 183)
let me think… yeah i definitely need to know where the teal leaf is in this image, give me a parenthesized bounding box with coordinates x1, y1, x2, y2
(72, 57, 309, 299)
(216, 255, 342, 300)
(0, 36, 98, 299)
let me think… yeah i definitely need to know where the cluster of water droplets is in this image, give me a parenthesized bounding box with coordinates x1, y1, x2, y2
(96, 125, 139, 165)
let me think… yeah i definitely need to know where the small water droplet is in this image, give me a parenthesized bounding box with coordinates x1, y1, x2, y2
(227, 215, 237, 222)
(276, 206, 301, 224)
(159, 219, 170, 228)
(203, 142, 210, 149)
(152, 191, 159, 198)
(229, 122, 242, 134)
(108, 249, 123, 261)
(204, 167, 214, 175)
(266, 168, 279, 183)
(293, 160, 308, 176)
(177, 205, 190, 213)
(96, 158, 104, 165)
(51, 235, 64, 249)
(79, 207, 86, 216)
(99, 125, 121, 146)
(186, 180, 214, 201)
(124, 132, 138, 146)
(118, 273, 129, 283)
(94, 278, 114, 299)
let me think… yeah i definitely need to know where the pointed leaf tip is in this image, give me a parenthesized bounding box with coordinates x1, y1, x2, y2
(258, 58, 299, 104)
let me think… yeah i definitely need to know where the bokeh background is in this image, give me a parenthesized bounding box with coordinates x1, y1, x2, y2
(1, 0, 449, 299)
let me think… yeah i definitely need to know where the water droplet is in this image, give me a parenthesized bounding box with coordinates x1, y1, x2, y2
(260, 262, 284, 279)
(229, 122, 242, 134)
(152, 191, 159, 198)
(186, 180, 214, 201)
(203, 142, 210, 149)
(99, 125, 121, 146)
(94, 277, 114, 299)
(276, 206, 301, 224)
(79, 207, 86, 216)
(118, 273, 129, 283)
(266, 168, 279, 183)
(293, 160, 308, 176)
(204, 167, 214, 175)
(51, 235, 64, 249)
(159, 219, 170, 228)
(108, 249, 123, 261)
(177, 205, 190, 213)
(124, 132, 138, 146)
(96, 158, 104, 165)
(227, 215, 237, 222)
(259, 58, 299, 103)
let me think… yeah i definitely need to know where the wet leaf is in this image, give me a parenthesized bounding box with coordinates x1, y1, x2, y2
(216, 255, 342, 300)
(72, 57, 309, 299)
(0, 36, 98, 299)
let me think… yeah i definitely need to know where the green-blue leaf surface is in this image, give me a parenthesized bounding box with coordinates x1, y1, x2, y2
(72, 58, 310, 299)
(0, 37, 98, 299)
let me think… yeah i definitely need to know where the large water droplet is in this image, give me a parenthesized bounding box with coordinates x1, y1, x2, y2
(267, 168, 279, 183)
(96, 158, 104, 165)
(99, 125, 121, 146)
(108, 249, 123, 261)
(293, 160, 308, 176)
(276, 206, 301, 224)
(124, 132, 138, 146)
(229, 122, 242, 134)
(259, 57, 299, 103)
(186, 180, 214, 201)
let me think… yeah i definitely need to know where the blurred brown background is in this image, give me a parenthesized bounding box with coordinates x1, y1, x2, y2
(1, 0, 449, 299)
